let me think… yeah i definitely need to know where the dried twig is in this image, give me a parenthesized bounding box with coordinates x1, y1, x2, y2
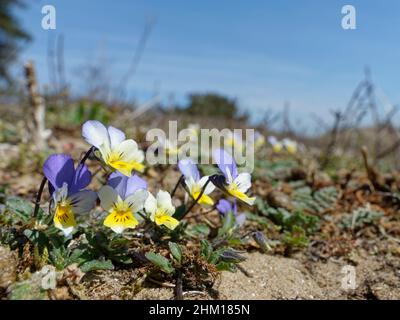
(24, 61, 51, 150)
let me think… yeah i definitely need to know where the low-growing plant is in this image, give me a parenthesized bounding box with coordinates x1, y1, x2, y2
(1, 120, 259, 296)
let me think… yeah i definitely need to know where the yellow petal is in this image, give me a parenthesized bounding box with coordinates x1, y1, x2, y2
(104, 210, 139, 233)
(227, 188, 256, 205)
(272, 144, 282, 153)
(109, 160, 145, 176)
(192, 191, 214, 206)
(54, 203, 76, 235)
(154, 214, 179, 230)
(105, 149, 145, 176)
(286, 145, 297, 154)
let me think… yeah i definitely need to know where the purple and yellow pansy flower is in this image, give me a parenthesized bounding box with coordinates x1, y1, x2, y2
(98, 172, 148, 233)
(178, 158, 215, 206)
(212, 149, 256, 206)
(43, 154, 97, 236)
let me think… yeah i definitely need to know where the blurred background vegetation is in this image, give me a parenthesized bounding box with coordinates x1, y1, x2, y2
(0, 0, 400, 174)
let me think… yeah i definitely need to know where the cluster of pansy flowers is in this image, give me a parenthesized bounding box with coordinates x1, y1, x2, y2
(267, 136, 298, 154)
(37, 120, 257, 237)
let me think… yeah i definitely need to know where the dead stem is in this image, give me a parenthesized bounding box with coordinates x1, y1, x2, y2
(147, 277, 175, 288)
(174, 270, 183, 300)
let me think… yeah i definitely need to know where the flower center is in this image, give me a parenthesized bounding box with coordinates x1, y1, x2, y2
(106, 150, 124, 166)
(55, 201, 73, 223)
(113, 201, 132, 215)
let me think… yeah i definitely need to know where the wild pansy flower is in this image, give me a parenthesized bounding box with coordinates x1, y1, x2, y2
(43, 154, 97, 236)
(254, 131, 265, 149)
(144, 190, 179, 230)
(268, 136, 283, 153)
(216, 199, 246, 226)
(178, 158, 215, 206)
(212, 149, 256, 206)
(98, 172, 148, 233)
(283, 138, 297, 154)
(82, 120, 145, 176)
(246, 131, 265, 150)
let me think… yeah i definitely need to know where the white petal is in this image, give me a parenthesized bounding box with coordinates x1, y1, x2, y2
(184, 177, 196, 193)
(110, 225, 125, 234)
(225, 167, 234, 184)
(82, 120, 110, 149)
(133, 149, 145, 163)
(114, 139, 143, 162)
(108, 126, 126, 149)
(125, 189, 148, 212)
(98, 185, 118, 210)
(156, 190, 175, 216)
(144, 192, 157, 216)
(234, 173, 252, 193)
(60, 226, 74, 237)
(268, 136, 278, 145)
(70, 190, 97, 214)
(53, 182, 69, 203)
(198, 176, 215, 195)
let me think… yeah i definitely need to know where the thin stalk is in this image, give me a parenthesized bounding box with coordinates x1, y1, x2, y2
(33, 176, 48, 217)
(182, 178, 211, 218)
(79, 146, 95, 165)
(171, 174, 184, 197)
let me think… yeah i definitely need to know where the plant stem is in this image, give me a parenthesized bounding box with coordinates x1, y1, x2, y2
(79, 146, 95, 166)
(174, 270, 183, 300)
(33, 176, 47, 217)
(171, 174, 184, 197)
(181, 178, 211, 218)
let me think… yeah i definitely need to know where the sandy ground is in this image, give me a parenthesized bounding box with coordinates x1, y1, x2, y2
(77, 249, 399, 300)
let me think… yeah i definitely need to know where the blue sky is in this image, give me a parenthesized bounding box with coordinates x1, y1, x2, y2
(14, 0, 400, 129)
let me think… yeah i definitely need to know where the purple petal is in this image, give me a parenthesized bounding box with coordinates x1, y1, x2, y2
(232, 198, 238, 216)
(43, 154, 75, 192)
(216, 199, 232, 215)
(70, 164, 92, 194)
(178, 158, 200, 181)
(107, 172, 147, 199)
(125, 174, 147, 197)
(107, 171, 127, 198)
(213, 148, 237, 179)
(235, 213, 246, 226)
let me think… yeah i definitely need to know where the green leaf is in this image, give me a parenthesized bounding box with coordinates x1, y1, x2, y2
(216, 261, 237, 272)
(283, 225, 309, 248)
(185, 223, 210, 238)
(168, 242, 182, 264)
(200, 239, 213, 261)
(80, 259, 114, 273)
(6, 197, 33, 222)
(245, 212, 269, 228)
(218, 211, 235, 237)
(145, 252, 175, 274)
(208, 248, 224, 265)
